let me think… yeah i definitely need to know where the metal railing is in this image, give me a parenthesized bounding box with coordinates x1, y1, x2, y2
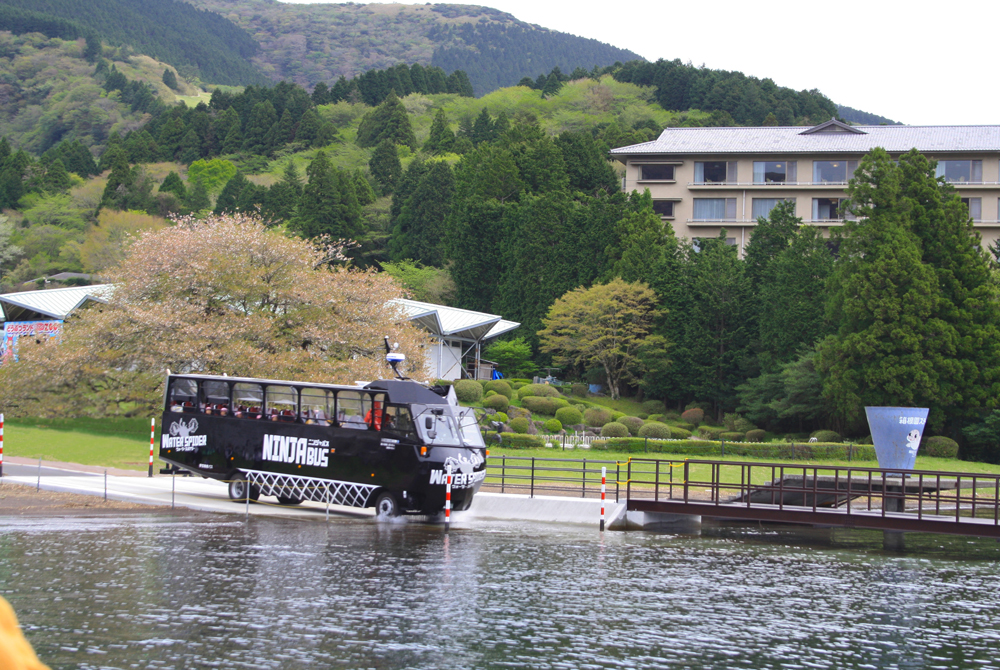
(625, 458, 1000, 531)
(483, 455, 623, 500)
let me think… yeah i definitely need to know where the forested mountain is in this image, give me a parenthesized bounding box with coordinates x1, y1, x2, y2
(183, 0, 640, 95)
(837, 104, 899, 126)
(0, 0, 263, 85)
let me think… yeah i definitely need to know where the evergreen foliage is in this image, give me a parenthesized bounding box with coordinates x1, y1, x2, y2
(356, 92, 417, 150)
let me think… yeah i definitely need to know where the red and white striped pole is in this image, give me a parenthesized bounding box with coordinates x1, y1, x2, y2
(444, 463, 453, 532)
(0, 413, 4, 478)
(600, 466, 606, 531)
(148, 418, 155, 478)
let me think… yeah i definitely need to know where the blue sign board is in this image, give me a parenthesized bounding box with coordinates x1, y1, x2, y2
(864, 406, 929, 471)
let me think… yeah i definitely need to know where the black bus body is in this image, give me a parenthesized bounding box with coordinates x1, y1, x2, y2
(159, 373, 487, 515)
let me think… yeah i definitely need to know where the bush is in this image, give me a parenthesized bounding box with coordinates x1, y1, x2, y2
(494, 433, 544, 449)
(641, 400, 664, 415)
(720, 432, 745, 441)
(811, 430, 842, 443)
(611, 411, 626, 421)
(543, 419, 563, 433)
(478, 379, 489, 388)
(674, 422, 695, 431)
(493, 412, 509, 424)
(584, 407, 613, 428)
(454, 379, 483, 403)
(601, 422, 629, 437)
(745, 429, 767, 443)
(619, 416, 644, 436)
(511, 381, 526, 390)
(483, 394, 510, 411)
(510, 417, 530, 434)
(638, 422, 672, 439)
(517, 383, 561, 399)
(521, 396, 561, 416)
(681, 408, 704, 426)
(696, 426, 724, 440)
(434, 379, 454, 386)
(663, 411, 681, 421)
(508, 406, 532, 420)
(592, 439, 607, 450)
(571, 384, 588, 397)
(484, 380, 513, 399)
(555, 398, 570, 408)
(555, 406, 583, 426)
(670, 426, 692, 439)
(647, 414, 663, 423)
(924, 436, 959, 458)
(484, 390, 496, 398)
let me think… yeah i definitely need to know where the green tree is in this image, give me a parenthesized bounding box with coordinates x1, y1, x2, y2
(43, 158, 72, 193)
(817, 148, 956, 431)
(159, 171, 187, 200)
(424, 108, 455, 155)
(369, 139, 402, 194)
(389, 161, 454, 266)
(292, 150, 360, 239)
(744, 199, 800, 290)
(242, 100, 278, 155)
(539, 278, 660, 400)
(185, 177, 210, 212)
(162, 68, 179, 91)
(213, 171, 252, 215)
(484, 337, 536, 378)
(355, 92, 417, 150)
(471, 107, 494, 145)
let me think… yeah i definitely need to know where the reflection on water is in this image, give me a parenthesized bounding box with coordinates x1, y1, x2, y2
(1, 514, 999, 669)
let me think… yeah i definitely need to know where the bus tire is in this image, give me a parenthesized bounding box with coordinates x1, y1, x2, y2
(228, 474, 258, 502)
(276, 495, 302, 505)
(374, 492, 399, 517)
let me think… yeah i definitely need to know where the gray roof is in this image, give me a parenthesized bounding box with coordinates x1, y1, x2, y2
(0, 284, 113, 322)
(392, 299, 519, 342)
(610, 125, 1000, 157)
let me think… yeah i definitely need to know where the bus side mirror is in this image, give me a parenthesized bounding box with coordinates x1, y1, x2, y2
(424, 416, 433, 430)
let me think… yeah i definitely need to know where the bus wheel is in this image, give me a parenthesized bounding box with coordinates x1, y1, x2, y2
(276, 496, 302, 505)
(374, 492, 399, 517)
(228, 475, 259, 502)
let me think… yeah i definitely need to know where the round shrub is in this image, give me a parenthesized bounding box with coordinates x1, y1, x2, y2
(571, 384, 588, 397)
(543, 419, 563, 433)
(508, 406, 532, 420)
(669, 426, 692, 439)
(745, 429, 767, 443)
(493, 412, 509, 424)
(483, 394, 510, 411)
(434, 379, 454, 386)
(521, 396, 561, 416)
(697, 425, 723, 440)
(555, 398, 570, 408)
(600, 422, 629, 438)
(484, 390, 496, 398)
(518, 383, 561, 399)
(924, 436, 959, 458)
(611, 411, 626, 421)
(681, 408, 705, 426)
(663, 411, 681, 421)
(619, 416, 644, 436)
(675, 422, 695, 431)
(555, 406, 583, 426)
(811, 430, 841, 443)
(584, 407, 613, 428)
(511, 381, 526, 390)
(478, 379, 489, 388)
(510, 417, 530, 434)
(720, 432, 745, 441)
(638, 422, 672, 439)
(641, 400, 664, 415)
(484, 380, 513, 399)
(454, 379, 483, 403)
(592, 439, 608, 450)
(647, 414, 663, 423)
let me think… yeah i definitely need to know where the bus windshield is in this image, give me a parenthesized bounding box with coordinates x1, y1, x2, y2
(415, 406, 484, 448)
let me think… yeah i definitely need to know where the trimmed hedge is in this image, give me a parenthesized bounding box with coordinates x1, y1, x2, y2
(508, 406, 532, 420)
(720, 431, 745, 441)
(680, 408, 704, 425)
(484, 380, 514, 399)
(670, 426, 692, 439)
(697, 426, 724, 440)
(493, 412, 509, 424)
(619, 416, 644, 436)
(924, 436, 959, 458)
(510, 417, 530, 434)
(490, 432, 544, 449)
(555, 406, 584, 426)
(637, 422, 672, 439)
(433, 379, 454, 386)
(641, 399, 664, 415)
(600, 422, 629, 437)
(571, 384, 588, 397)
(483, 394, 510, 411)
(811, 430, 842, 443)
(584, 407, 613, 428)
(543, 419, 563, 433)
(454, 380, 483, 403)
(517, 383, 561, 399)
(590, 439, 877, 460)
(521, 396, 561, 416)
(745, 429, 766, 443)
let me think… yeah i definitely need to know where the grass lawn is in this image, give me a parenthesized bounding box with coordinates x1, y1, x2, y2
(3, 420, 160, 472)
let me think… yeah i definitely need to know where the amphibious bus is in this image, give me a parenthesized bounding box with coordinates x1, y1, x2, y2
(158, 371, 488, 516)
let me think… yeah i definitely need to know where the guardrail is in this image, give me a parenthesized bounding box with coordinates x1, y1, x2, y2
(483, 455, 625, 500)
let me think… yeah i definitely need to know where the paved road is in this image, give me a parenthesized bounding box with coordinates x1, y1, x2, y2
(2, 463, 101, 478)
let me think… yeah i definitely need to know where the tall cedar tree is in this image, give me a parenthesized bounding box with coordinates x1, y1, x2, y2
(356, 92, 417, 150)
(817, 148, 957, 432)
(744, 199, 800, 290)
(424, 109, 455, 155)
(389, 161, 454, 266)
(369, 140, 402, 194)
(292, 151, 361, 239)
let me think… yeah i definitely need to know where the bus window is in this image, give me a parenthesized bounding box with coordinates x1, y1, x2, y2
(383, 404, 417, 440)
(200, 380, 231, 416)
(169, 378, 198, 413)
(363, 393, 387, 430)
(266, 386, 298, 422)
(233, 382, 263, 419)
(336, 391, 368, 429)
(300, 388, 333, 425)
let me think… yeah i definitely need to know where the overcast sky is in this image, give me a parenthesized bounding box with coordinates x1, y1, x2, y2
(282, 0, 998, 126)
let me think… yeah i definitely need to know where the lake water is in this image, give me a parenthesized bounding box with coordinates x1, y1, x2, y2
(1, 513, 999, 669)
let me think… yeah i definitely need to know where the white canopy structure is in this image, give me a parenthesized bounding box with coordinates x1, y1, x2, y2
(0, 284, 113, 322)
(392, 299, 520, 381)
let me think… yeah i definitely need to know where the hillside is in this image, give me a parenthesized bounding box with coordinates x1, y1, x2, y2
(0, 0, 264, 85)
(182, 0, 640, 95)
(837, 104, 900, 126)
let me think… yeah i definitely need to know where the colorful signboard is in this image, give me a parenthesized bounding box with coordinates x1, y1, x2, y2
(0, 320, 63, 362)
(864, 406, 929, 471)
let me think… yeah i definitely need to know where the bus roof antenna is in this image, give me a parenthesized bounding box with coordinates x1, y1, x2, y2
(384, 336, 408, 380)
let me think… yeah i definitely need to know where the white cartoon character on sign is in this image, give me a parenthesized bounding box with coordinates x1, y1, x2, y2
(170, 418, 199, 438)
(906, 429, 921, 456)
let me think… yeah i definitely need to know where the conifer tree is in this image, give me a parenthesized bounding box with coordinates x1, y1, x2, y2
(242, 100, 277, 155)
(159, 171, 187, 200)
(214, 172, 252, 215)
(424, 109, 455, 155)
(157, 117, 186, 161)
(43, 158, 72, 193)
(186, 177, 210, 212)
(471, 107, 494, 145)
(353, 170, 375, 206)
(221, 123, 243, 155)
(389, 161, 454, 266)
(162, 68, 179, 91)
(292, 151, 342, 239)
(311, 82, 330, 106)
(355, 92, 417, 149)
(179, 129, 202, 164)
(369, 140, 402, 194)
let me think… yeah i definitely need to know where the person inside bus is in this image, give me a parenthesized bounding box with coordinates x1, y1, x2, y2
(365, 401, 384, 430)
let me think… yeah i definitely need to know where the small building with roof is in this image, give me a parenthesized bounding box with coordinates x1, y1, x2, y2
(0, 284, 112, 360)
(610, 119, 1000, 254)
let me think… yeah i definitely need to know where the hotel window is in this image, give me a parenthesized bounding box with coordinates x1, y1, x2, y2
(753, 161, 797, 184)
(692, 237, 737, 252)
(961, 197, 982, 221)
(692, 198, 737, 220)
(652, 200, 675, 218)
(813, 160, 858, 183)
(752, 198, 794, 220)
(937, 160, 982, 183)
(638, 164, 675, 181)
(812, 198, 854, 220)
(694, 161, 737, 184)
